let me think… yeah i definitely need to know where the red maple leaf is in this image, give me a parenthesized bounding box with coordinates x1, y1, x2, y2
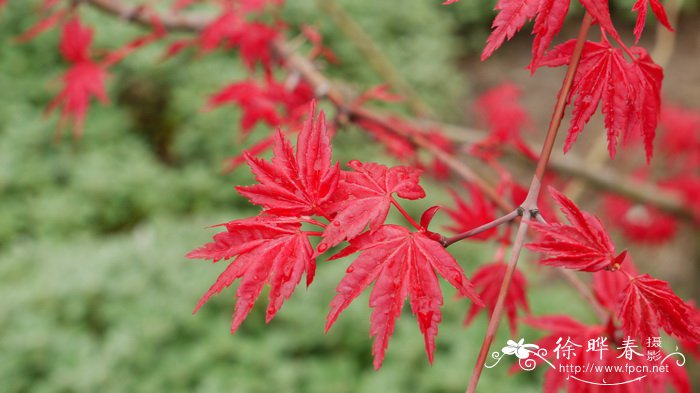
(229, 21, 277, 72)
(325, 224, 482, 369)
(481, 0, 540, 61)
(527, 187, 627, 272)
(630, 46, 664, 162)
(47, 18, 108, 137)
(659, 104, 700, 166)
(541, 39, 663, 161)
(58, 17, 93, 62)
(603, 194, 677, 244)
(187, 216, 315, 331)
(236, 102, 340, 217)
(196, 9, 243, 53)
(578, 0, 620, 40)
(618, 274, 700, 344)
(529, 0, 569, 71)
(464, 262, 529, 334)
(319, 161, 425, 250)
(207, 80, 281, 135)
(444, 183, 497, 241)
(471, 83, 536, 160)
(632, 0, 673, 43)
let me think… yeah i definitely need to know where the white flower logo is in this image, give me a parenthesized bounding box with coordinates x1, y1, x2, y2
(502, 338, 539, 359)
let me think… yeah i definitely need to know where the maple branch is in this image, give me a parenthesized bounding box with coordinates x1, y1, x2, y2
(441, 208, 521, 247)
(80, 0, 695, 222)
(465, 13, 594, 393)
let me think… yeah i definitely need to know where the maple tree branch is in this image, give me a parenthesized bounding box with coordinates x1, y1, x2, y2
(465, 13, 594, 393)
(81, 0, 694, 221)
(441, 208, 521, 247)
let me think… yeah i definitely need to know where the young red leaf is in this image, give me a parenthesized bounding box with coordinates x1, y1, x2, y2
(319, 161, 425, 250)
(237, 102, 340, 217)
(187, 216, 316, 331)
(464, 262, 529, 334)
(444, 183, 498, 241)
(632, 0, 673, 43)
(481, 0, 540, 61)
(325, 225, 482, 369)
(527, 186, 627, 272)
(618, 274, 700, 344)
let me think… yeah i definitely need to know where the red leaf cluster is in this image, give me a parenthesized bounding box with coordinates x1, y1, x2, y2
(188, 102, 482, 369)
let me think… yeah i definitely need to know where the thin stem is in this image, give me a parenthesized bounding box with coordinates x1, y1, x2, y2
(390, 197, 422, 230)
(442, 209, 521, 247)
(303, 231, 325, 236)
(465, 13, 594, 393)
(532, 210, 548, 225)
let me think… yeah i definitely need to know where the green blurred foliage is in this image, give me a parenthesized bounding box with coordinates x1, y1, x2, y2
(0, 1, 648, 392)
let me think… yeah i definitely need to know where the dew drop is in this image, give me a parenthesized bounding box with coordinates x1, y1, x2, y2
(333, 221, 341, 227)
(346, 266, 355, 273)
(318, 243, 329, 253)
